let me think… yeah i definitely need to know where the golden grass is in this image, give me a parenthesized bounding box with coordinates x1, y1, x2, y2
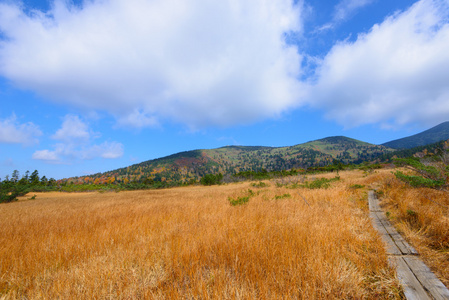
(376, 171, 449, 287)
(0, 171, 402, 299)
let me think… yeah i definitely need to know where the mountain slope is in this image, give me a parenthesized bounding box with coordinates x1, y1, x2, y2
(383, 121, 449, 149)
(71, 136, 392, 184)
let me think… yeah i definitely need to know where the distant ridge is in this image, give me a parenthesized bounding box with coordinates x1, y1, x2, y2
(383, 121, 449, 149)
(68, 136, 392, 184)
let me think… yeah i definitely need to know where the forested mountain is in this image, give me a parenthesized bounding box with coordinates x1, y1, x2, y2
(69, 136, 392, 185)
(383, 121, 449, 149)
(381, 138, 449, 161)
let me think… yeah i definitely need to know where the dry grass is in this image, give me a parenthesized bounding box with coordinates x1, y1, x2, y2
(376, 170, 449, 287)
(0, 170, 402, 299)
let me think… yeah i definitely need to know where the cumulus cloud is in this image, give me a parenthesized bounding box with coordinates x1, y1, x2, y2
(32, 149, 60, 162)
(32, 115, 124, 163)
(0, 114, 42, 145)
(309, 0, 449, 128)
(52, 115, 90, 142)
(0, 0, 304, 129)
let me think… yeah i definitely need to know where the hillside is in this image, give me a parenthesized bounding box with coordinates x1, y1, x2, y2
(71, 136, 392, 184)
(383, 121, 449, 149)
(381, 138, 449, 161)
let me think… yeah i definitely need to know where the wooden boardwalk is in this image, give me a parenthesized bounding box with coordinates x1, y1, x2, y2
(368, 191, 449, 300)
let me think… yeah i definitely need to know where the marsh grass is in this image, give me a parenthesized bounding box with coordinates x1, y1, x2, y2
(0, 171, 402, 299)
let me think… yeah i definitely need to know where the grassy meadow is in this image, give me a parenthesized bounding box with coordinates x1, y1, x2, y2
(0, 170, 414, 299)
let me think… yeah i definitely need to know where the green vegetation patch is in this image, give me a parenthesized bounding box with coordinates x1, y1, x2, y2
(200, 173, 223, 186)
(251, 181, 269, 188)
(304, 176, 340, 189)
(228, 189, 255, 206)
(228, 196, 250, 206)
(394, 171, 445, 188)
(274, 193, 291, 200)
(393, 157, 447, 189)
(349, 184, 365, 189)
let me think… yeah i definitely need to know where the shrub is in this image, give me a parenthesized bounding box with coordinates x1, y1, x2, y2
(304, 177, 340, 189)
(394, 171, 445, 188)
(394, 157, 447, 189)
(251, 181, 269, 188)
(0, 185, 29, 203)
(349, 184, 365, 189)
(228, 196, 250, 206)
(275, 193, 291, 200)
(200, 173, 223, 186)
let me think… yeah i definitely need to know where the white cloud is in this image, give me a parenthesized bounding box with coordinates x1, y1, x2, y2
(52, 115, 91, 142)
(32, 149, 60, 162)
(116, 110, 159, 129)
(82, 141, 124, 159)
(0, 0, 304, 129)
(0, 114, 42, 145)
(308, 0, 449, 128)
(32, 115, 124, 163)
(333, 0, 375, 22)
(315, 0, 375, 33)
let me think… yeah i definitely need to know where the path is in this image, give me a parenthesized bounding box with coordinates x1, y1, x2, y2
(368, 191, 449, 300)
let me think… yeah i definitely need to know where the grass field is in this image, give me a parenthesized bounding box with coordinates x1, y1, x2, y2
(0, 170, 408, 299)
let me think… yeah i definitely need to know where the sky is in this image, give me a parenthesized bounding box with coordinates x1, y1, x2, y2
(1, 0, 449, 180)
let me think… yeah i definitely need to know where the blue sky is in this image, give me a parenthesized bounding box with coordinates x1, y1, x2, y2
(1, 0, 449, 179)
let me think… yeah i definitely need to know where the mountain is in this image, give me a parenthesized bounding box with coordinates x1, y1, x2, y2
(383, 121, 449, 149)
(70, 136, 392, 184)
(381, 138, 449, 161)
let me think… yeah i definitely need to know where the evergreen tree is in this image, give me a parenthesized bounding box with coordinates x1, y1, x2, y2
(30, 170, 40, 185)
(11, 170, 19, 183)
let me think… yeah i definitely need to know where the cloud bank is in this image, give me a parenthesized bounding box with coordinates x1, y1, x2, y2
(0, 0, 304, 129)
(1, 0, 449, 130)
(32, 115, 124, 163)
(309, 0, 449, 128)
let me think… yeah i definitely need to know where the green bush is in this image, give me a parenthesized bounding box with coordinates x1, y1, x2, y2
(251, 181, 269, 188)
(349, 184, 365, 189)
(304, 176, 340, 189)
(274, 193, 291, 200)
(394, 171, 445, 188)
(0, 185, 29, 203)
(200, 173, 223, 186)
(228, 196, 250, 206)
(394, 157, 447, 189)
(406, 209, 417, 217)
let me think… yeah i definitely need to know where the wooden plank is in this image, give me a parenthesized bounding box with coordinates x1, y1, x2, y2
(368, 190, 449, 300)
(368, 191, 418, 255)
(369, 212, 402, 255)
(376, 213, 418, 255)
(395, 257, 432, 300)
(403, 256, 449, 300)
(368, 191, 382, 212)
